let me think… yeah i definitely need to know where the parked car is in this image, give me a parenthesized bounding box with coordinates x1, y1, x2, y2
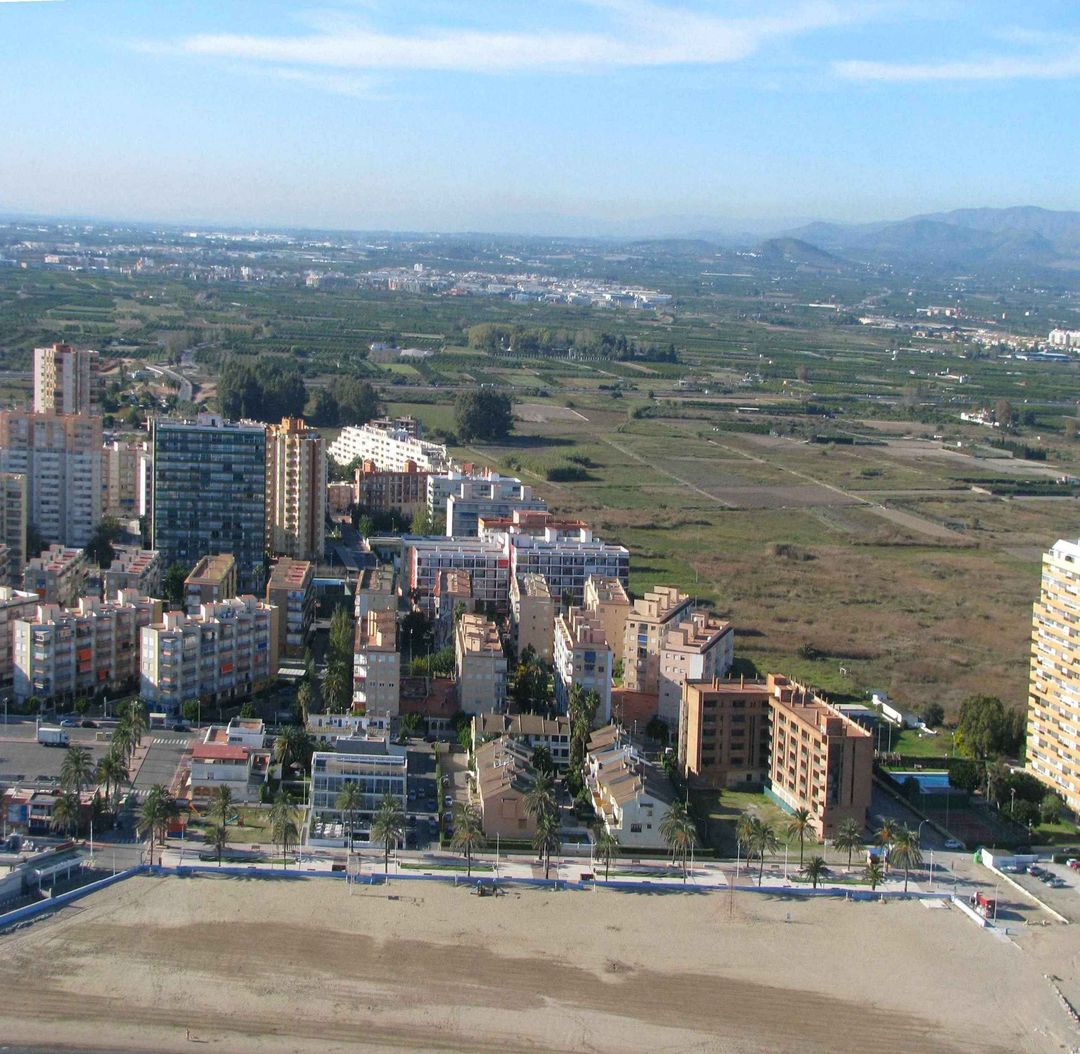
(171, 722, 190, 732)
(59, 717, 80, 727)
(80, 719, 98, 728)
(943, 838, 964, 850)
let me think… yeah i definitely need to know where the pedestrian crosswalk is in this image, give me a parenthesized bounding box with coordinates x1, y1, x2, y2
(150, 736, 190, 746)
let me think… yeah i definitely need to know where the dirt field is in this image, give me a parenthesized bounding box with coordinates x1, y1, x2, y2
(0, 875, 1075, 1053)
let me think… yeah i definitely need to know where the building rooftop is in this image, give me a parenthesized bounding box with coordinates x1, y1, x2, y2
(24, 545, 84, 572)
(586, 575, 630, 606)
(356, 608, 397, 652)
(475, 712, 570, 739)
(516, 572, 551, 599)
(192, 742, 248, 762)
(185, 553, 236, 587)
(267, 558, 313, 590)
(357, 566, 395, 593)
(630, 586, 689, 623)
(436, 568, 472, 598)
(663, 611, 732, 654)
(457, 613, 503, 655)
(769, 674, 873, 741)
(556, 607, 609, 649)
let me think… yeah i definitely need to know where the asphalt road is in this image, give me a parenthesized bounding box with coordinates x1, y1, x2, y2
(131, 734, 193, 796)
(0, 726, 111, 788)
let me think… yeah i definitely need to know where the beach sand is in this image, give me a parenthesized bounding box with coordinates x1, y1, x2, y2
(0, 874, 1075, 1053)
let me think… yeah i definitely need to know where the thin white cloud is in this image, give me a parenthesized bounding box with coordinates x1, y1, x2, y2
(162, 1, 858, 75)
(262, 66, 385, 99)
(836, 41, 1080, 82)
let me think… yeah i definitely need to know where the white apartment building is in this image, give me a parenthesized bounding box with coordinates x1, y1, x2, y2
(455, 613, 507, 715)
(309, 743, 408, 846)
(22, 545, 88, 607)
(554, 607, 614, 724)
(0, 411, 102, 548)
(406, 537, 510, 616)
(657, 612, 734, 727)
(1027, 538, 1080, 813)
(585, 725, 676, 850)
(0, 587, 41, 691)
(328, 418, 449, 472)
(354, 608, 400, 715)
(472, 712, 572, 767)
(443, 472, 547, 536)
(139, 596, 277, 712)
(306, 711, 392, 745)
(33, 343, 99, 415)
(89, 546, 161, 601)
(12, 591, 164, 703)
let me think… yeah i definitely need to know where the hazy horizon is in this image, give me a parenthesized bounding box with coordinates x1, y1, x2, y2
(3, 1, 1079, 233)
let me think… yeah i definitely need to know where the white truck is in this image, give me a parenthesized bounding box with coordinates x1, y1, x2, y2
(36, 725, 70, 747)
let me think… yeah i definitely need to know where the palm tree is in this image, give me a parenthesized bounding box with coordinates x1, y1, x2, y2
(659, 801, 697, 883)
(786, 807, 813, 867)
(51, 790, 81, 838)
(137, 785, 172, 865)
(876, 817, 897, 873)
(336, 781, 364, 851)
(533, 810, 561, 880)
(834, 817, 863, 871)
(889, 825, 923, 893)
(865, 856, 885, 892)
(399, 712, 422, 740)
(296, 680, 314, 725)
(110, 721, 134, 765)
(275, 726, 313, 780)
(126, 700, 148, 747)
(206, 822, 229, 866)
(524, 771, 557, 823)
(60, 745, 94, 796)
(749, 818, 780, 887)
(735, 810, 756, 866)
(95, 750, 128, 811)
(271, 805, 301, 869)
(369, 793, 405, 878)
(801, 855, 829, 890)
(322, 662, 351, 714)
(593, 829, 620, 881)
(208, 785, 234, 830)
(450, 802, 485, 877)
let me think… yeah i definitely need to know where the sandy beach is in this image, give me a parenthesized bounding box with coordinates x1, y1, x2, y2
(0, 874, 1075, 1053)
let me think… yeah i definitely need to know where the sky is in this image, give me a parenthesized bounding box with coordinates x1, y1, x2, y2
(1, 0, 1079, 235)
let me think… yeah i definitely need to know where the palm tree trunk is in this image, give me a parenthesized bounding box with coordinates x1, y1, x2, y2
(758, 852, 765, 887)
(904, 866, 909, 893)
(466, 845, 472, 879)
(799, 833, 805, 868)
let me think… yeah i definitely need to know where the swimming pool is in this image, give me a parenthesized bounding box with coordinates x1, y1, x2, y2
(889, 770, 951, 792)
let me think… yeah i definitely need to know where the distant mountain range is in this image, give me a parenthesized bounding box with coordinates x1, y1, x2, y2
(777, 206, 1080, 273)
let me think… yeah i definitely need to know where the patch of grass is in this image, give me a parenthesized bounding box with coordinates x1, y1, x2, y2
(398, 861, 494, 873)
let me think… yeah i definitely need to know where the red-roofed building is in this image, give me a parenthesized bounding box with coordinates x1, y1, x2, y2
(188, 726, 270, 803)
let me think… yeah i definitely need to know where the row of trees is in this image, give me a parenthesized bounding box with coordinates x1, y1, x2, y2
(466, 324, 678, 363)
(217, 358, 307, 422)
(455, 390, 513, 441)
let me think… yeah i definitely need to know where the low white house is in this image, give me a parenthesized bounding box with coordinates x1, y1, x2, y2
(873, 691, 918, 729)
(585, 725, 676, 850)
(188, 726, 271, 803)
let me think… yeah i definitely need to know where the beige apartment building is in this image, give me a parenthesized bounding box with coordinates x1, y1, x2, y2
(353, 608, 400, 715)
(510, 572, 555, 662)
(767, 674, 874, 841)
(471, 712, 572, 767)
(455, 613, 507, 714)
(266, 558, 314, 660)
(679, 678, 773, 789)
(354, 459, 430, 520)
(12, 591, 164, 703)
(622, 586, 692, 694)
(1027, 539, 1080, 813)
(265, 417, 326, 562)
(355, 565, 396, 620)
(33, 343, 99, 415)
(140, 595, 277, 712)
(434, 568, 473, 649)
(184, 554, 237, 615)
(473, 737, 538, 840)
(23, 545, 88, 607)
(101, 439, 149, 519)
(0, 587, 41, 691)
(92, 546, 161, 601)
(0, 472, 27, 585)
(554, 606, 613, 724)
(0, 410, 102, 548)
(657, 611, 734, 727)
(584, 575, 631, 666)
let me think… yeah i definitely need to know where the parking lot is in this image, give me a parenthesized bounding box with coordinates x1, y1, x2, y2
(0, 722, 112, 789)
(1007, 859, 1079, 922)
